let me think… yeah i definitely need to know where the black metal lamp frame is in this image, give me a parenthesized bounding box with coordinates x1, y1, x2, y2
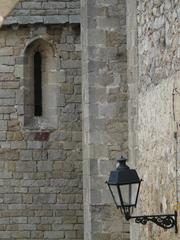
(106, 156, 178, 233)
(128, 211, 178, 233)
(122, 206, 178, 233)
(108, 186, 178, 233)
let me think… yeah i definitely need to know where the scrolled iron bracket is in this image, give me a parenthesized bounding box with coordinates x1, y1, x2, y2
(129, 211, 178, 233)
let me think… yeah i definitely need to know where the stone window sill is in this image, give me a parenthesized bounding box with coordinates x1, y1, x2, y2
(24, 116, 56, 131)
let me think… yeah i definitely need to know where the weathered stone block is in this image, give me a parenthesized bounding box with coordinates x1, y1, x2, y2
(27, 141, 42, 149)
(0, 99, 15, 106)
(0, 89, 15, 99)
(11, 141, 26, 149)
(7, 161, 16, 172)
(14, 65, 23, 78)
(0, 149, 18, 160)
(0, 56, 15, 65)
(67, 2, 80, 9)
(62, 60, 81, 69)
(44, 231, 64, 238)
(48, 150, 66, 161)
(37, 161, 52, 172)
(22, 2, 41, 9)
(60, 83, 74, 94)
(0, 231, 11, 238)
(12, 231, 30, 238)
(16, 161, 36, 172)
(23, 194, 33, 204)
(0, 131, 6, 142)
(0, 47, 13, 56)
(44, 15, 68, 24)
(49, 70, 65, 83)
(20, 150, 32, 161)
(0, 106, 15, 114)
(0, 64, 14, 73)
(97, 16, 121, 30)
(33, 194, 56, 204)
(7, 131, 24, 141)
(69, 15, 80, 23)
(4, 194, 22, 204)
(42, 2, 66, 9)
(34, 132, 50, 141)
(10, 217, 28, 224)
(18, 16, 43, 24)
(15, 56, 26, 65)
(65, 231, 76, 239)
(72, 131, 82, 142)
(0, 120, 7, 130)
(31, 230, 44, 238)
(8, 120, 20, 131)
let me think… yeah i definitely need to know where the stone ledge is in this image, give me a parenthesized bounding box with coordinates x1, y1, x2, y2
(44, 15, 68, 24)
(69, 15, 80, 23)
(2, 15, 80, 25)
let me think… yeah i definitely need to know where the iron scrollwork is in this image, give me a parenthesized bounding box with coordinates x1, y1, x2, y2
(130, 211, 178, 233)
(135, 215, 175, 229)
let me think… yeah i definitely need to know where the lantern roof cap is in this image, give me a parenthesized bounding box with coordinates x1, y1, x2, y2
(107, 156, 142, 185)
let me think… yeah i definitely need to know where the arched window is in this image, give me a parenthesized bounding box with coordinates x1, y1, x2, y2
(23, 38, 58, 129)
(34, 51, 42, 116)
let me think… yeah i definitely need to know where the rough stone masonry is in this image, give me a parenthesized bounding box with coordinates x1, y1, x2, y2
(127, 0, 180, 239)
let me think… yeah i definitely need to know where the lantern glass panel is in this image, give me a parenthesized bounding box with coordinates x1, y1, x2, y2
(119, 183, 139, 207)
(119, 184, 131, 206)
(109, 185, 121, 206)
(131, 183, 139, 206)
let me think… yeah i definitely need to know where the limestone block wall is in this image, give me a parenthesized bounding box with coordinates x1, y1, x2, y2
(128, 0, 180, 239)
(81, 0, 129, 239)
(0, 24, 83, 239)
(3, 0, 80, 25)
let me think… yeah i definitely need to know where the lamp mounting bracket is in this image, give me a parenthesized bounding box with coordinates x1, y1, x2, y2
(128, 211, 178, 233)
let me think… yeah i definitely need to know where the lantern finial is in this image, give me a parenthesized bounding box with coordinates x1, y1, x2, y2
(117, 156, 129, 170)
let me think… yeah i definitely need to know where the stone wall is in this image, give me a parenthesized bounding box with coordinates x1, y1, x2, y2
(0, 24, 83, 239)
(137, 73, 180, 239)
(81, 0, 129, 239)
(137, 0, 179, 92)
(128, 0, 180, 239)
(3, 0, 80, 25)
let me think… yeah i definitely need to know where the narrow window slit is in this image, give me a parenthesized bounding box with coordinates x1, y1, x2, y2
(34, 51, 42, 116)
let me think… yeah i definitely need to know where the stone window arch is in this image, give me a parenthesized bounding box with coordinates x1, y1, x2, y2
(23, 38, 58, 129)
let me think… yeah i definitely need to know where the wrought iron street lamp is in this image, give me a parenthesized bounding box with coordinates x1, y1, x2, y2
(106, 156, 178, 233)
